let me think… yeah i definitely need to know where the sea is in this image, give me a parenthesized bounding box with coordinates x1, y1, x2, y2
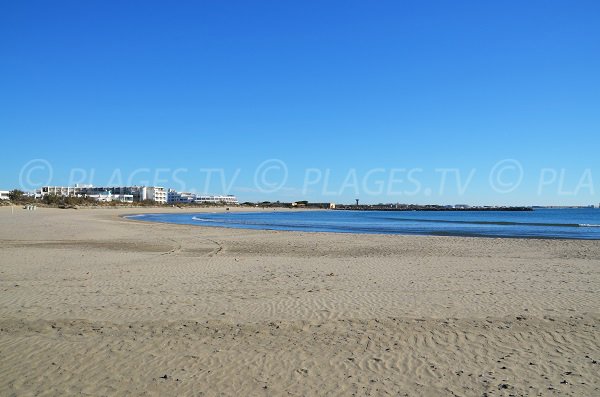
(128, 208, 600, 240)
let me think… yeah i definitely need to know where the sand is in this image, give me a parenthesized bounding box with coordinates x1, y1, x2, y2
(0, 206, 598, 396)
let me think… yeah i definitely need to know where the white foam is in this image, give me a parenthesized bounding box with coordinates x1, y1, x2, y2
(192, 216, 217, 222)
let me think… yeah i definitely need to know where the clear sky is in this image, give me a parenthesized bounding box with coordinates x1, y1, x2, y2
(1, 1, 599, 205)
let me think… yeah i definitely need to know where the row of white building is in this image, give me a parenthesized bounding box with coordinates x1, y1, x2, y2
(166, 189, 239, 205)
(35, 185, 165, 203)
(24, 185, 239, 205)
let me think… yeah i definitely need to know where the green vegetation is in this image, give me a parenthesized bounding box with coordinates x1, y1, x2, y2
(136, 199, 159, 206)
(8, 189, 34, 204)
(42, 194, 98, 207)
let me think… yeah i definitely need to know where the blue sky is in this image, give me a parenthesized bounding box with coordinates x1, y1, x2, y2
(1, 1, 599, 205)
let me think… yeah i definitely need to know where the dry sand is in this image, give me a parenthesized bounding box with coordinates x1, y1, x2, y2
(0, 206, 598, 396)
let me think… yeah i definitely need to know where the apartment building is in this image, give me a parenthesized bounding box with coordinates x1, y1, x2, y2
(36, 185, 166, 204)
(167, 190, 239, 205)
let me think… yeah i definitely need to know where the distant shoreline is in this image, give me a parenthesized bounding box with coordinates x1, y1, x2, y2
(332, 205, 532, 212)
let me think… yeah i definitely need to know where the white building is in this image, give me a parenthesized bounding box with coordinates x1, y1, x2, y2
(167, 189, 196, 204)
(36, 185, 165, 204)
(0, 191, 9, 200)
(114, 194, 134, 203)
(87, 191, 134, 203)
(37, 186, 84, 198)
(166, 190, 239, 205)
(141, 186, 167, 204)
(195, 195, 239, 205)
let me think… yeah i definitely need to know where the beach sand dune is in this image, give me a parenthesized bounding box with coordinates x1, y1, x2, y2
(1, 207, 599, 396)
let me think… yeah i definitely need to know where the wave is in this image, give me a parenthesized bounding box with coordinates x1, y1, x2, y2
(191, 216, 219, 222)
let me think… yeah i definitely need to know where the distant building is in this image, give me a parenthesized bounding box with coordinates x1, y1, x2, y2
(195, 195, 239, 205)
(454, 204, 470, 209)
(86, 191, 134, 203)
(144, 187, 167, 203)
(0, 190, 9, 200)
(167, 189, 196, 204)
(167, 190, 239, 205)
(37, 186, 83, 197)
(36, 185, 166, 204)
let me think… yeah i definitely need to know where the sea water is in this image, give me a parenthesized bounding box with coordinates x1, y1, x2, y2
(129, 208, 600, 239)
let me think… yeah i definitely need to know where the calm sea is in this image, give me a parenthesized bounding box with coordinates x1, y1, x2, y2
(128, 208, 600, 240)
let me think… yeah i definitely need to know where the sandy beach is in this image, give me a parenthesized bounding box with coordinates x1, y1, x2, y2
(0, 206, 598, 396)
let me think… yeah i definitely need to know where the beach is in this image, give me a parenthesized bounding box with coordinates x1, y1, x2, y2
(0, 207, 598, 396)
